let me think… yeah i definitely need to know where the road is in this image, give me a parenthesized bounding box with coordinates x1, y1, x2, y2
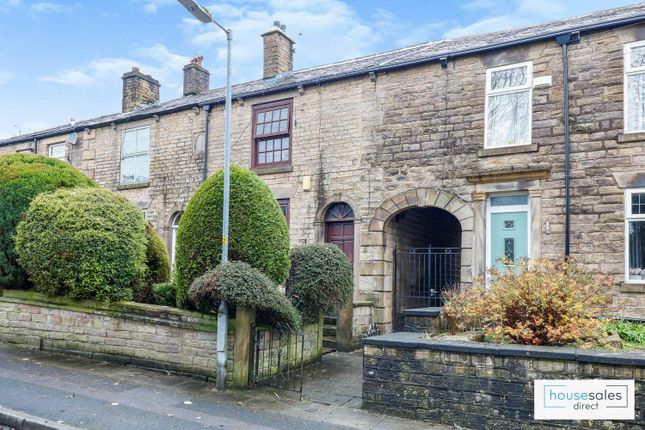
(0, 343, 448, 430)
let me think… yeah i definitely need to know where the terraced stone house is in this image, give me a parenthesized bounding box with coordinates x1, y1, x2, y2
(2, 4, 645, 347)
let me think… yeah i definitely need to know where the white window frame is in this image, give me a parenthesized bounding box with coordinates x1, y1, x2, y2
(623, 40, 645, 133)
(170, 212, 182, 268)
(624, 187, 645, 283)
(48, 143, 66, 160)
(486, 193, 531, 269)
(484, 61, 533, 149)
(120, 125, 150, 185)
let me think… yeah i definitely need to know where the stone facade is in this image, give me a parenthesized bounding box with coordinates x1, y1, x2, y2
(121, 68, 160, 113)
(363, 333, 645, 429)
(2, 16, 645, 341)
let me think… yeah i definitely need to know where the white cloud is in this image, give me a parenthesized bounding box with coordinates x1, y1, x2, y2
(0, 0, 20, 13)
(132, 0, 175, 14)
(29, 2, 64, 14)
(39, 69, 94, 85)
(0, 70, 14, 85)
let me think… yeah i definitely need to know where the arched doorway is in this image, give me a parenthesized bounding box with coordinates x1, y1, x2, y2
(323, 202, 355, 351)
(324, 202, 355, 262)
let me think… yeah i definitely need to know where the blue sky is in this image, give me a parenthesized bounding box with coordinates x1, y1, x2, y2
(0, 0, 637, 139)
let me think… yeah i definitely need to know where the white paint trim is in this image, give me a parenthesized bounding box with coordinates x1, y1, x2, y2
(48, 142, 66, 160)
(486, 193, 531, 269)
(119, 125, 150, 185)
(484, 61, 533, 149)
(624, 187, 645, 283)
(623, 40, 645, 134)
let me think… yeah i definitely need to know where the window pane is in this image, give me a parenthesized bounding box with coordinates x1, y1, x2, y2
(631, 45, 645, 68)
(49, 144, 65, 160)
(282, 137, 289, 149)
(490, 195, 528, 206)
(279, 120, 287, 132)
(627, 73, 645, 132)
(257, 112, 265, 123)
(265, 111, 272, 122)
(271, 121, 279, 133)
(256, 124, 263, 135)
(282, 150, 289, 161)
(280, 108, 288, 120)
(122, 130, 137, 155)
(263, 124, 272, 134)
(120, 157, 135, 183)
(266, 152, 273, 163)
(490, 66, 527, 90)
(136, 154, 149, 182)
(258, 153, 266, 164)
(136, 127, 150, 152)
(258, 140, 266, 152)
(274, 151, 281, 162)
(274, 139, 282, 150)
(629, 220, 645, 280)
(504, 238, 515, 263)
(633, 192, 645, 215)
(487, 90, 530, 147)
(267, 140, 273, 151)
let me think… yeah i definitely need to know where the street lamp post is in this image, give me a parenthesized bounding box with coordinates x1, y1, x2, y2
(178, 0, 232, 391)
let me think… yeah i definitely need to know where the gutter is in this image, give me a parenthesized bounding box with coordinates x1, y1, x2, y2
(3, 12, 645, 147)
(557, 31, 581, 257)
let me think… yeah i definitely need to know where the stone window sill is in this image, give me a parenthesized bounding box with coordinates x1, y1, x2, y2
(620, 282, 645, 294)
(478, 144, 538, 157)
(117, 181, 150, 190)
(617, 132, 645, 143)
(253, 165, 293, 175)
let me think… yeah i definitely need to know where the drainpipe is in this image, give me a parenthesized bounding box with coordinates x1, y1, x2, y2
(202, 104, 211, 182)
(556, 31, 580, 258)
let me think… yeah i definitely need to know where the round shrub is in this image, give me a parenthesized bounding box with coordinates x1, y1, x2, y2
(285, 243, 353, 321)
(175, 164, 290, 308)
(189, 261, 301, 329)
(133, 224, 171, 304)
(0, 153, 96, 289)
(15, 188, 147, 303)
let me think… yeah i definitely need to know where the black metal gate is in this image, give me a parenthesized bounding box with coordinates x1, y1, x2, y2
(393, 246, 461, 331)
(248, 324, 305, 400)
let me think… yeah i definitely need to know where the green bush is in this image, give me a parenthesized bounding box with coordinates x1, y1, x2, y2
(15, 187, 147, 303)
(153, 282, 177, 307)
(607, 320, 645, 345)
(175, 164, 290, 308)
(285, 243, 353, 321)
(189, 261, 301, 328)
(133, 224, 171, 304)
(0, 153, 96, 288)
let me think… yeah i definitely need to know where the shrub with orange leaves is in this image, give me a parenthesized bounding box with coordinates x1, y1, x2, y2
(441, 258, 613, 346)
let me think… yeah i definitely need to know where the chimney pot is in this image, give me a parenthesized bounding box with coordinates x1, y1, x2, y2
(261, 23, 295, 79)
(183, 57, 210, 96)
(121, 68, 160, 113)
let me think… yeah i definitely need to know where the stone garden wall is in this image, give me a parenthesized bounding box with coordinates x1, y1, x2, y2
(0, 289, 322, 388)
(363, 332, 645, 429)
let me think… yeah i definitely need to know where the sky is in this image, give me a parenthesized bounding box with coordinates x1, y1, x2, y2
(0, 0, 638, 139)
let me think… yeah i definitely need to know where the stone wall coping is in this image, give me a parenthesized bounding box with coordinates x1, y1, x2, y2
(402, 307, 441, 317)
(363, 332, 645, 367)
(0, 289, 219, 332)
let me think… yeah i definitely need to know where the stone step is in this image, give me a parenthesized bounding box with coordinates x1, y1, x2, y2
(323, 315, 337, 325)
(323, 336, 336, 350)
(323, 326, 337, 337)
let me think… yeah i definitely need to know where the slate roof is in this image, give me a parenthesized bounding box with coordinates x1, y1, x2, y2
(3, 2, 645, 146)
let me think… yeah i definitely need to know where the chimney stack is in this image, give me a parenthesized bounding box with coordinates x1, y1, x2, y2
(183, 56, 210, 96)
(261, 21, 294, 79)
(121, 67, 160, 113)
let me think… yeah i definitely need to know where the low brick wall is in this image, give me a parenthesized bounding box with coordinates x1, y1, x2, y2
(363, 332, 645, 429)
(0, 289, 232, 380)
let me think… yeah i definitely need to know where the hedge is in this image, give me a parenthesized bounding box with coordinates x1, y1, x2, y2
(189, 261, 301, 328)
(14, 187, 147, 303)
(133, 223, 171, 304)
(286, 243, 353, 321)
(175, 164, 290, 308)
(0, 153, 96, 288)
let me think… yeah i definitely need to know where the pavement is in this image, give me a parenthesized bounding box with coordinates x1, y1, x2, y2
(0, 343, 452, 430)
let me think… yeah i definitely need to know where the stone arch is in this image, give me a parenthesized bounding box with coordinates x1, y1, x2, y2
(362, 188, 474, 334)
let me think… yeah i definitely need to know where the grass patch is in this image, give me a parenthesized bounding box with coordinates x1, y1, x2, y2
(606, 320, 645, 347)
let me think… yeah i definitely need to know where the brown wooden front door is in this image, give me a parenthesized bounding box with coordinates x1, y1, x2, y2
(324, 221, 354, 263)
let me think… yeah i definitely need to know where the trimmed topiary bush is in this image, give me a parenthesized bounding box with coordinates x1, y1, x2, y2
(133, 224, 171, 304)
(189, 261, 301, 328)
(285, 243, 353, 321)
(153, 282, 177, 307)
(15, 187, 147, 303)
(0, 153, 96, 289)
(175, 164, 290, 308)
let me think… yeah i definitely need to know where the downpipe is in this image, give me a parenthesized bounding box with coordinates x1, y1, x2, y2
(556, 31, 580, 258)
